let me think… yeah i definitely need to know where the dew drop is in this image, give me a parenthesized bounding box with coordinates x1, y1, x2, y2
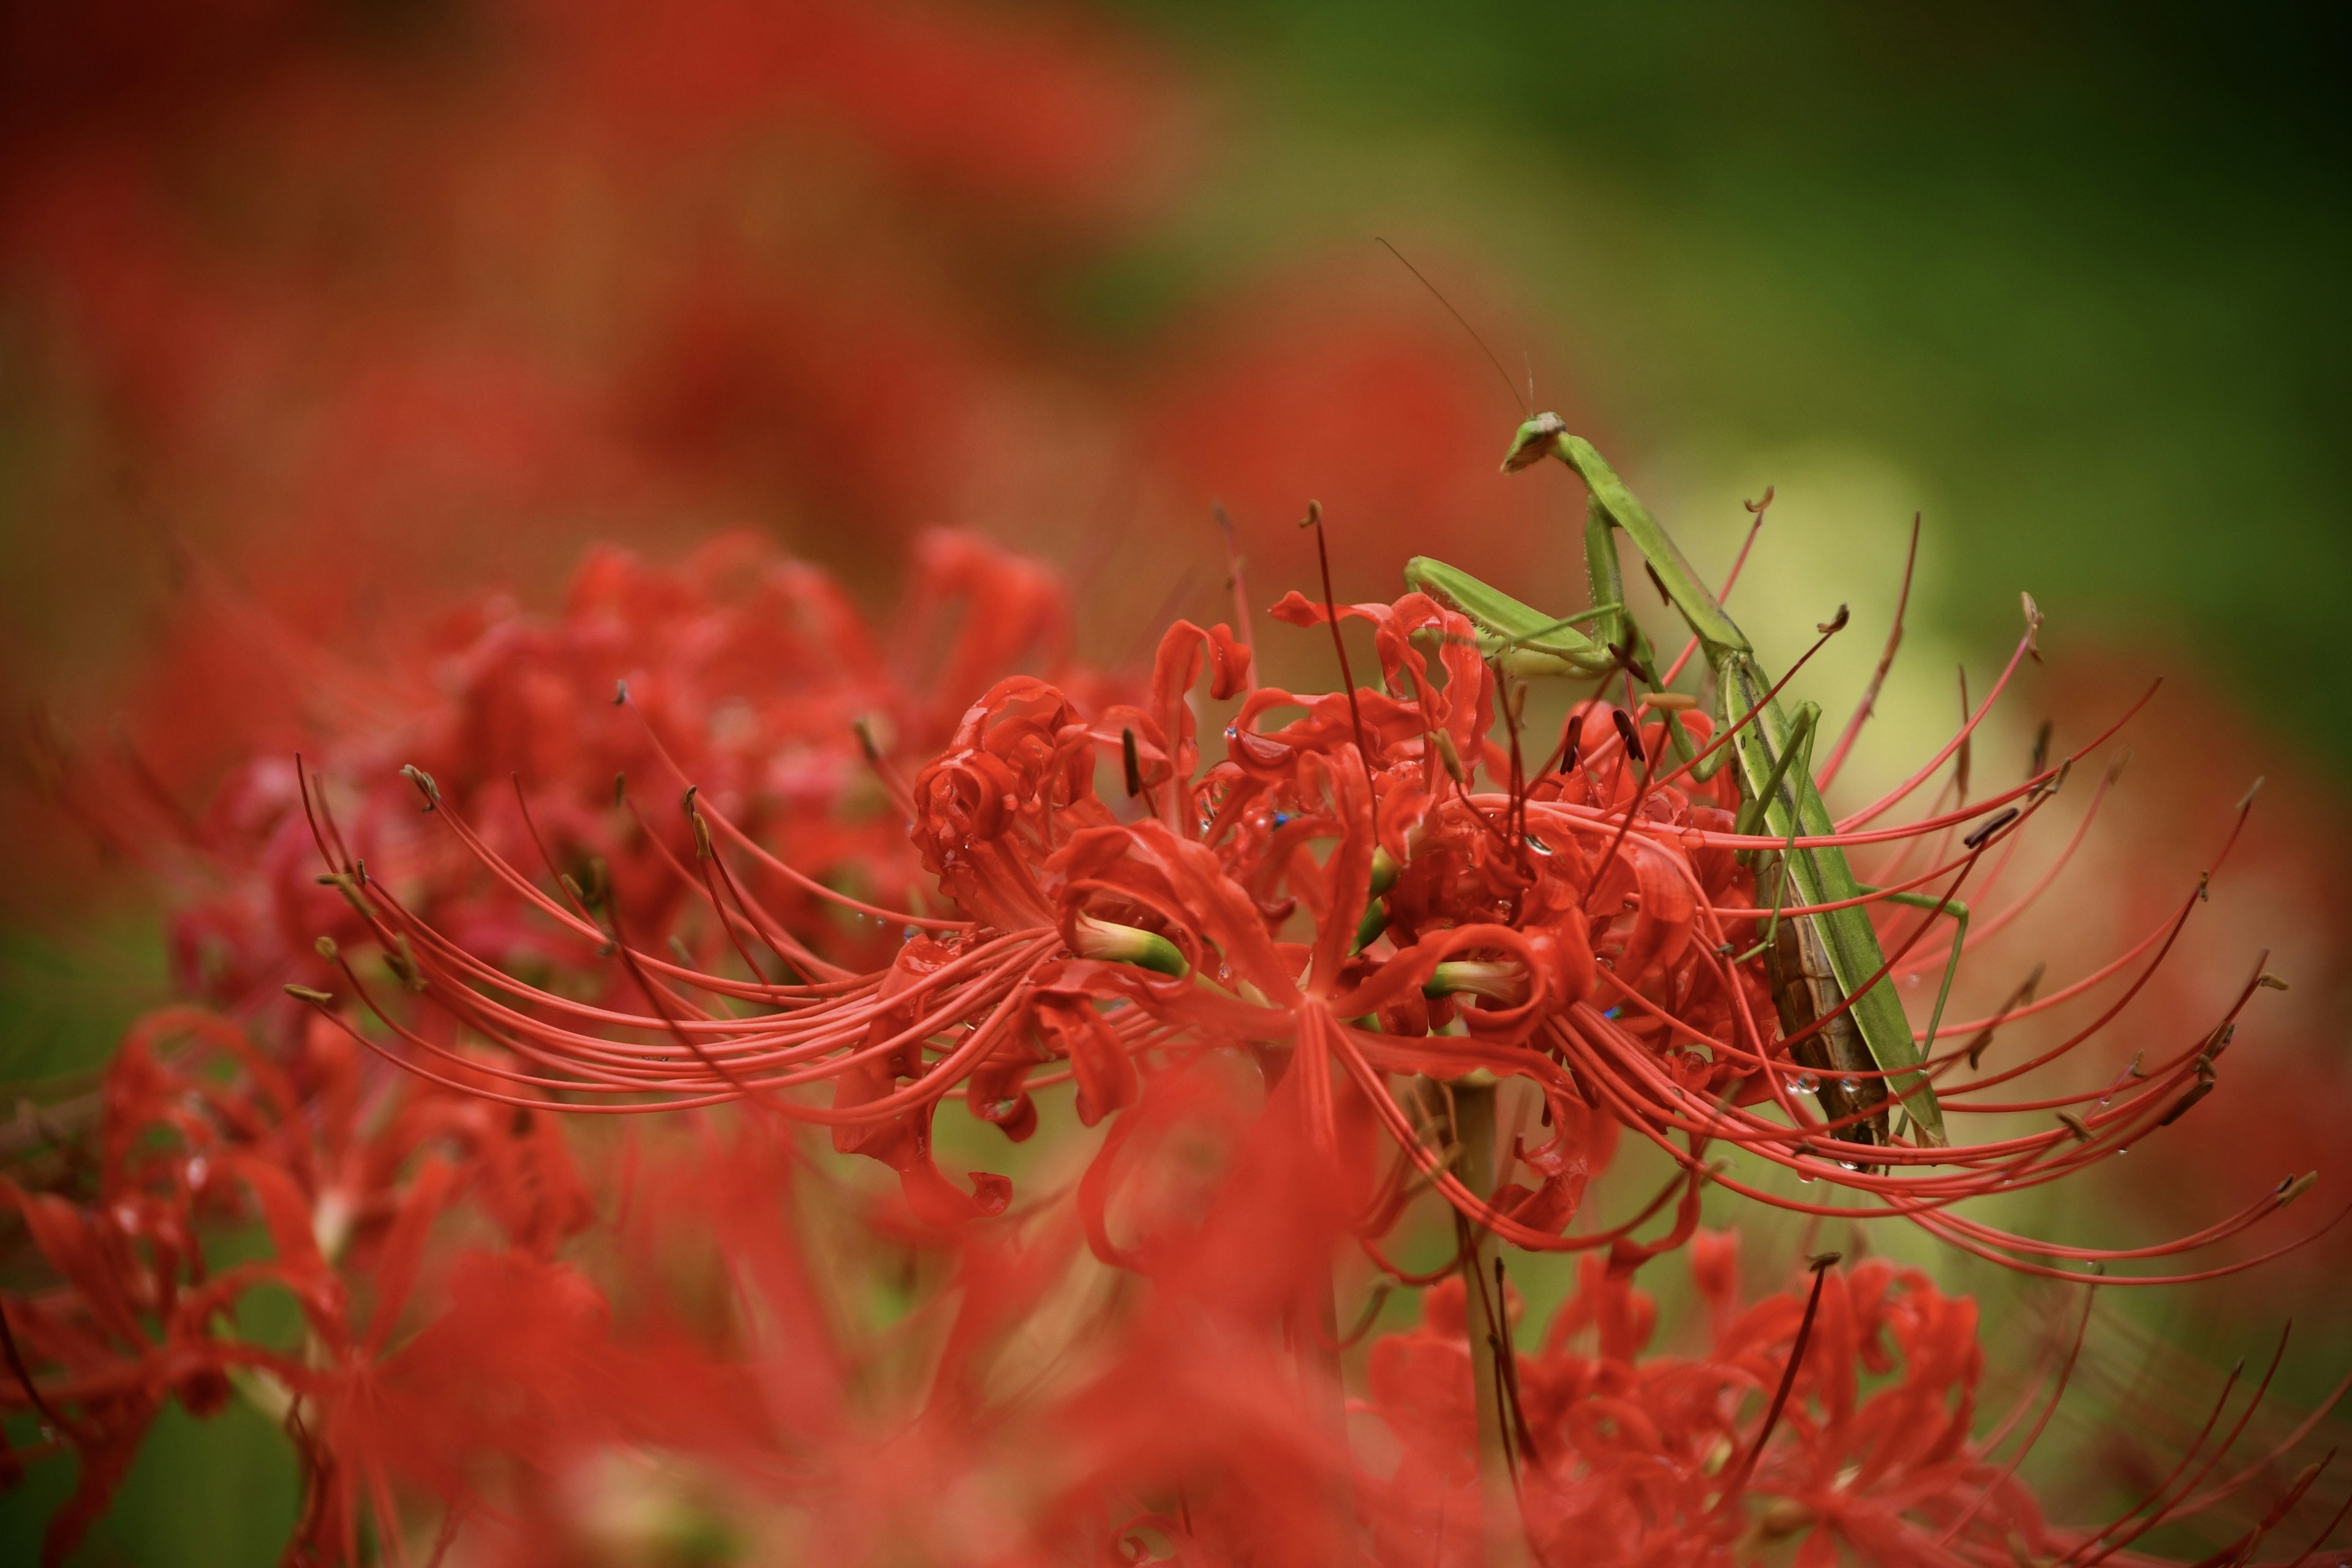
(1839, 1078, 1859, 1095)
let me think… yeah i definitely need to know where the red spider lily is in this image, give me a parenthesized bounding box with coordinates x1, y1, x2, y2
(1365, 1229, 2352, 1568)
(291, 557, 2332, 1295)
(16, 485, 2351, 1564)
(11, 1012, 2344, 1566)
(45, 527, 1095, 1036)
(0, 1004, 605, 1565)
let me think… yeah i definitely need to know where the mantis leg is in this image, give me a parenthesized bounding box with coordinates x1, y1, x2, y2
(1864, 886, 1971, 1071)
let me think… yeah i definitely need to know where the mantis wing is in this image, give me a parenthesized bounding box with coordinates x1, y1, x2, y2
(1725, 662, 1949, 1148)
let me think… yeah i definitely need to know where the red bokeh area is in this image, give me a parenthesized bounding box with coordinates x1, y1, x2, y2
(1151, 271, 1588, 611)
(1, 0, 1584, 913)
(2029, 663, 2352, 1301)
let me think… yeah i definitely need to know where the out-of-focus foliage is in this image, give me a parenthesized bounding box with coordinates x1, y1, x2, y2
(1106, 0, 2351, 762)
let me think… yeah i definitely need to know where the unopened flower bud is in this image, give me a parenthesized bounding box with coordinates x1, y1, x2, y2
(1423, 960, 1529, 1005)
(1071, 915, 1188, 978)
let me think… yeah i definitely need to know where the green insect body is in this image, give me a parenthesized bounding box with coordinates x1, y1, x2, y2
(1404, 413, 1948, 1152)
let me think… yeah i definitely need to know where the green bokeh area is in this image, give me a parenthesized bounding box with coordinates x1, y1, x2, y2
(1, 916, 304, 1565)
(1, 1404, 300, 1568)
(1108, 0, 2350, 766)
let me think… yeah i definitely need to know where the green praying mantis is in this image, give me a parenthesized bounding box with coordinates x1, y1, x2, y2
(1406, 413, 1951, 1154)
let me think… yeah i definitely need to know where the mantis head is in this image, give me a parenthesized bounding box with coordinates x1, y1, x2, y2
(1501, 410, 1570, 472)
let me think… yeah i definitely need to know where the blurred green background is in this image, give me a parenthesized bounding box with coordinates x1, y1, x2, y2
(4, 1, 2345, 1561)
(1104, 0, 2348, 739)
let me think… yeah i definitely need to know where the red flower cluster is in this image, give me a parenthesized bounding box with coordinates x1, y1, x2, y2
(0, 1006, 611, 1562)
(9, 522, 2349, 1560)
(305, 567, 2329, 1276)
(57, 527, 1091, 1025)
(1366, 1238, 2043, 1566)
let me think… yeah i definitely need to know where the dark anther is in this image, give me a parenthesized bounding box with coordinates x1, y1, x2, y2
(1608, 640, 1654, 684)
(1816, 605, 1850, 635)
(1610, 707, 1645, 769)
(1122, 728, 1144, 798)
(1962, 807, 2019, 850)
(2029, 718, 2052, 777)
